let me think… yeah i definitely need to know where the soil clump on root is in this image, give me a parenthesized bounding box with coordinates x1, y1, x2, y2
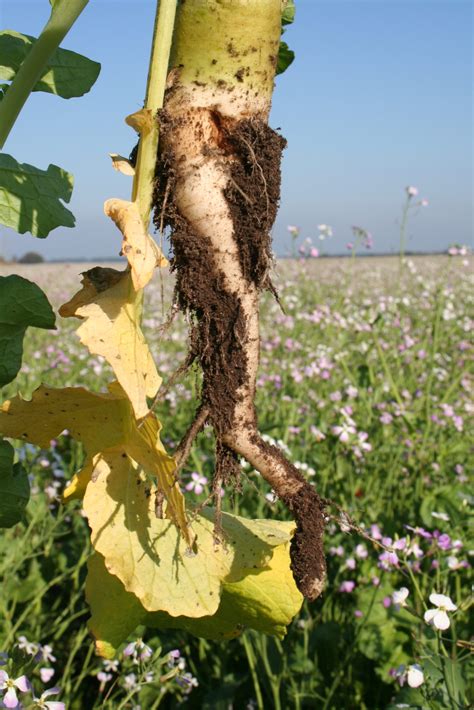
(152, 109, 327, 600)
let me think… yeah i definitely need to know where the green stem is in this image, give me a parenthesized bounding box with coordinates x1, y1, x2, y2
(421, 290, 443, 448)
(242, 634, 265, 710)
(131, 0, 177, 226)
(399, 197, 410, 268)
(0, 0, 89, 148)
(372, 329, 413, 432)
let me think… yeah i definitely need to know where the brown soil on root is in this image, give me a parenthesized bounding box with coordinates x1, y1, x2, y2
(249, 435, 327, 600)
(152, 110, 326, 600)
(221, 117, 286, 287)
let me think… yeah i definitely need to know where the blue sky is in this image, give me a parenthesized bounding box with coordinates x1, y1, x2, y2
(0, 0, 472, 260)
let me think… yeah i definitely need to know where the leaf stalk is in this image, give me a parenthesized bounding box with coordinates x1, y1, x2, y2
(0, 0, 90, 149)
(131, 0, 177, 225)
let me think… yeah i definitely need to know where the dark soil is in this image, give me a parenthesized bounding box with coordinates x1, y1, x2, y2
(222, 118, 286, 288)
(152, 108, 326, 599)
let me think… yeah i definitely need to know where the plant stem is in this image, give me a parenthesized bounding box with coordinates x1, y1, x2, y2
(242, 634, 265, 710)
(0, 0, 89, 148)
(131, 0, 177, 226)
(421, 289, 443, 448)
(399, 196, 410, 268)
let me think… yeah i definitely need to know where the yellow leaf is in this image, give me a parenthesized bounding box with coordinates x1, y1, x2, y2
(125, 108, 154, 135)
(59, 268, 161, 419)
(87, 530, 303, 656)
(83, 453, 285, 616)
(104, 198, 167, 290)
(109, 153, 135, 176)
(0, 383, 189, 542)
(63, 455, 94, 501)
(86, 554, 145, 659)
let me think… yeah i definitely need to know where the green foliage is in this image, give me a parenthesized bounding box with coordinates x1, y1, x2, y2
(277, 0, 296, 75)
(0, 258, 471, 707)
(276, 41, 295, 76)
(0, 30, 100, 99)
(18, 251, 45, 263)
(0, 153, 74, 237)
(0, 274, 55, 386)
(0, 439, 29, 527)
(281, 0, 296, 26)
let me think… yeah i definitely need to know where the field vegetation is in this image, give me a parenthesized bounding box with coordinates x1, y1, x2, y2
(0, 253, 471, 709)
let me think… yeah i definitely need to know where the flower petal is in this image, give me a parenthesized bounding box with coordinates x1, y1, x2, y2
(433, 610, 450, 630)
(3, 686, 19, 708)
(41, 687, 61, 698)
(13, 675, 30, 692)
(424, 609, 437, 624)
(407, 665, 424, 688)
(0, 669, 8, 687)
(429, 592, 449, 607)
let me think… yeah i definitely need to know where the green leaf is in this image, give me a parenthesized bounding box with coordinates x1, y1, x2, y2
(442, 657, 467, 705)
(282, 0, 296, 26)
(0, 275, 56, 386)
(0, 439, 30, 528)
(0, 30, 100, 98)
(276, 41, 295, 76)
(0, 153, 74, 237)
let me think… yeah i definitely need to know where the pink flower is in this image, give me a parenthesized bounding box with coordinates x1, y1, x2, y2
(310, 247, 319, 258)
(406, 186, 419, 196)
(370, 524, 382, 540)
(0, 671, 30, 708)
(339, 580, 356, 593)
(39, 668, 55, 683)
(185, 472, 208, 495)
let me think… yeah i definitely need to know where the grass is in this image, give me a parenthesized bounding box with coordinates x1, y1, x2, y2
(0, 254, 472, 709)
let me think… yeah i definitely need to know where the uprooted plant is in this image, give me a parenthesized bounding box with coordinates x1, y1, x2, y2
(0, 0, 326, 657)
(151, 0, 326, 600)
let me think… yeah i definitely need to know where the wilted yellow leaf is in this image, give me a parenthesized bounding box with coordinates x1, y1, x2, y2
(104, 198, 166, 290)
(59, 268, 161, 419)
(87, 524, 303, 657)
(84, 453, 286, 616)
(0, 383, 189, 541)
(109, 153, 135, 176)
(63, 455, 94, 501)
(125, 108, 154, 135)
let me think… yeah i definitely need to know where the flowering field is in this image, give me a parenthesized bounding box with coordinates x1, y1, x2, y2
(0, 253, 472, 709)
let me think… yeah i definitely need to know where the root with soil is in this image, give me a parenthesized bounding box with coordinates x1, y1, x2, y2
(152, 105, 326, 601)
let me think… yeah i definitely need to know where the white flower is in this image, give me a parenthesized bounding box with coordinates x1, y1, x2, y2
(0, 670, 30, 708)
(17, 635, 38, 656)
(447, 555, 463, 571)
(424, 593, 457, 630)
(407, 664, 424, 688)
(392, 587, 409, 608)
(432, 511, 450, 522)
(39, 644, 56, 664)
(32, 687, 65, 709)
(123, 673, 138, 691)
